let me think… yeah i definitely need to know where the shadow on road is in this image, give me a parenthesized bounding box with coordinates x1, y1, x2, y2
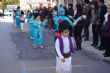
(11, 29, 56, 60)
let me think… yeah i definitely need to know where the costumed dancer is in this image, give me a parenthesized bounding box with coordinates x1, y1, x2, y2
(29, 13, 34, 39)
(27, 10, 31, 22)
(42, 17, 48, 28)
(55, 20, 76, 73)
(54, 14, 86, 41)
(57, 4, 65, 16)
(15, 6, 21, 27)
(32, 13, 43, 49)
(20, 10, 25, 32)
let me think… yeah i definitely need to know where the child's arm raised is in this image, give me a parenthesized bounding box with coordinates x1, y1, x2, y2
(63, 15, 87, 27)
(72, 15, 87, 27)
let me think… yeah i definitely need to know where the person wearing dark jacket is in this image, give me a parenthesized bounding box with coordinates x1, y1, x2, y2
(74, 4, 85, 50)
(97, 0, 107, 50)
(83, 2, 92, 41)
(102, 4, 110, 57)
(91, 2, 99, 47)
(68, 4, 74, 19)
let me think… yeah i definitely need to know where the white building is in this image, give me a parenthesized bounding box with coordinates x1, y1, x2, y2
(26, 0, 50, 8)
(19, 0, 85, 9)
(20, 0, 52, 9)
(57, 0, 84, 9)
(19, 0, 30, 10)
(57, 0, 76, 9)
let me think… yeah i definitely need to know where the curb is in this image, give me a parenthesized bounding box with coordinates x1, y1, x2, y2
(82, 40, 110, 64)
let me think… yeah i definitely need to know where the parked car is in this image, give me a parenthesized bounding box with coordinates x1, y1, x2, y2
(7, 9, 13, 16)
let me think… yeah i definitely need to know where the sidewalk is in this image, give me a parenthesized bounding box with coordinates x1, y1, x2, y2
(82, 34, 110, 63)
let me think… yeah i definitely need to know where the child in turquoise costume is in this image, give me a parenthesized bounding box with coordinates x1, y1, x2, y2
(54, 6, 86, 41)
(58, 4, 65, 16)
(42, 18, 48, 28)
(15, 6, 21, 27)
(54, 4, 86, 31)
(54, 16, 72, 31)
(32, 13, 43, 49)
(54, 15, 84, 41)
(20, 10, 25, 32)
(27, 10, 31, 22)
(54, 15, 84, 31)
(29, 13, 34, 39)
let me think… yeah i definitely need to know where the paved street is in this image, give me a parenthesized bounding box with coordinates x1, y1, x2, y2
(0, 16, 110, 73)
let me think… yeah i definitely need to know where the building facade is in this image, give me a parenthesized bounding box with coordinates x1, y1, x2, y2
(56, 0, 84, 8)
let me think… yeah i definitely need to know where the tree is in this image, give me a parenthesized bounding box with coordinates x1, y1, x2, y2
(0, 0, 8, 12)
(0, 0, 19, 9)
(0, 0, 19, 13)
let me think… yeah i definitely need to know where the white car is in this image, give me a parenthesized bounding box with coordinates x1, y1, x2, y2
(5, 9, 13, 16)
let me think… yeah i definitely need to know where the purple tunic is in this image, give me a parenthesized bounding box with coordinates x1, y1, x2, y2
(58, 36, 75, 55)
(103, 14, 110, 37)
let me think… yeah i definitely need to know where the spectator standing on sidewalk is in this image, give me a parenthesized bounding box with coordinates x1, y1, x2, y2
(82, 1, 92, 41)
(68, 4, 74, 21)
(74, 3, 85, 50)
(97, 0, 107, 50)
(91, 1, 99, 47)
(47, 7, 54, 29)
(102, 3, 110, 57)
(52, 6, 58, 31)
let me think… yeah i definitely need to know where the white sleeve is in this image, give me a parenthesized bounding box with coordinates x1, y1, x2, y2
(55, 39, 64, 59)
